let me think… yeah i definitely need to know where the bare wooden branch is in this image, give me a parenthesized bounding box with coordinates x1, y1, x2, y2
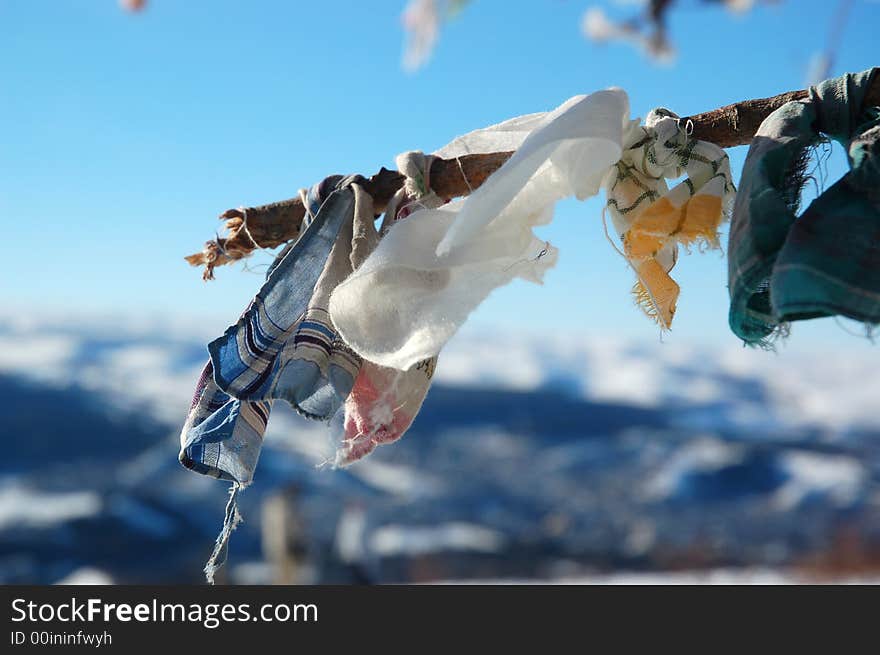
(185, 151, 516, 279)
(187, 70, 879, 279)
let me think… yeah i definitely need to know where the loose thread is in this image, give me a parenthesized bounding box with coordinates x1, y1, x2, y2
(456, 156, 474, 194)
(237, 207, 258, 250)
(204, 483, 244, 585)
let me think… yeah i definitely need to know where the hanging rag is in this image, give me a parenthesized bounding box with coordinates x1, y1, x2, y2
(329, 90, 631, 370)
(728, 68, 880, 345)
(181, 86, 743, 579)
(208, 175, 369, 418)
(179, 360, 271, 583)
(180, 174, 375, 582)
(336, 152, 441, 465)
(603, 108, 735, 328)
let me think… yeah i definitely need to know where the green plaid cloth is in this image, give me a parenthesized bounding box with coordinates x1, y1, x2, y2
(728, 68, 880, 345)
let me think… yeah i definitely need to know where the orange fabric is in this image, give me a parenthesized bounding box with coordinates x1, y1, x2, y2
(623, 192, 724, 328)
(605, 112, 734, 329)
(633, 258, 680, 328)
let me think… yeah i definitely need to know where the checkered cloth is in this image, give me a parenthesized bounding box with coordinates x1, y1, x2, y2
(335, 152, 440, 466)
(208, 178, 366, 414)
(728, 68, 880, 346)
(604, 108, 736, 329)
(180, 174, 370, 582)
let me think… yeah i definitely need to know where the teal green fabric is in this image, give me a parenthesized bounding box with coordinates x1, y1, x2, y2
(728, 68, 880, 345)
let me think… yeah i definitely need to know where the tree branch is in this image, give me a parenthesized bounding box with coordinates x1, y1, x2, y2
(186, 70, 880, 279)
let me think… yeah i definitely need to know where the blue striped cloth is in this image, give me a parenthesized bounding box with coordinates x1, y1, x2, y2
(180, 175, 366, 583)
(208, 188, 355, 398)
(179, 360, 271, 583)
(180, 360, 270, 485)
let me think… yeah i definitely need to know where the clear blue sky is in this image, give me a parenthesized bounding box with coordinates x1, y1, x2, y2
(2, 0, 878, 349)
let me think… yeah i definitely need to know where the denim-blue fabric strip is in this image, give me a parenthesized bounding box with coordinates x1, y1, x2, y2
(208, 188, 356, 396)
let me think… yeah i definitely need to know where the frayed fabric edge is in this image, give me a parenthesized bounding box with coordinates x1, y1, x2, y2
(204, 482, 246, 585)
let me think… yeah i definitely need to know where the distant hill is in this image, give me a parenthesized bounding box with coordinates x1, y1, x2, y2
(0, 316, 878, 583)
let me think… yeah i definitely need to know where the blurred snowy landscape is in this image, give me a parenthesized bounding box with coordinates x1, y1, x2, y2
(1, 312, 879, 584)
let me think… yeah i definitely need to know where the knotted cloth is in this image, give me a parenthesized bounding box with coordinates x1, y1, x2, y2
(604, 109, 735, 328)
(181, 165, 452, 578)
(208, 176, 370, 417)
(330, 89, 732, 371)
(728, 68, 880, 345)
(329, 90, 630, 370)
(336, 152, 441, 466)
(180, 174, 376, 582)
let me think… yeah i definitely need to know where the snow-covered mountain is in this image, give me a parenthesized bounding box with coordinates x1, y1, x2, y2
(1, 314, 878, 583)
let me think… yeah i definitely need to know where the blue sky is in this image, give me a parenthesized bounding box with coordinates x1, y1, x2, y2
(2, 0, 878, 351)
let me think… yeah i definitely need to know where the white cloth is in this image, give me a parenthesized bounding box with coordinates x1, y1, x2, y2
(335, 152, 441, 466)
(437, 90, 630, 253)
(602, 109, 735, 329)
(329, 89, 631, 371)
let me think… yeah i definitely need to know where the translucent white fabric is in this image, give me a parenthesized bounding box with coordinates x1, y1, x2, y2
(335, 152, 441, 466)
(437, 90, 630, 254)
(329, 89, 631, 371)
(433, 112, 545, 158)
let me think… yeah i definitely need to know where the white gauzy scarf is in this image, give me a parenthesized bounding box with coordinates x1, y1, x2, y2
(329, 89, 631, 370)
